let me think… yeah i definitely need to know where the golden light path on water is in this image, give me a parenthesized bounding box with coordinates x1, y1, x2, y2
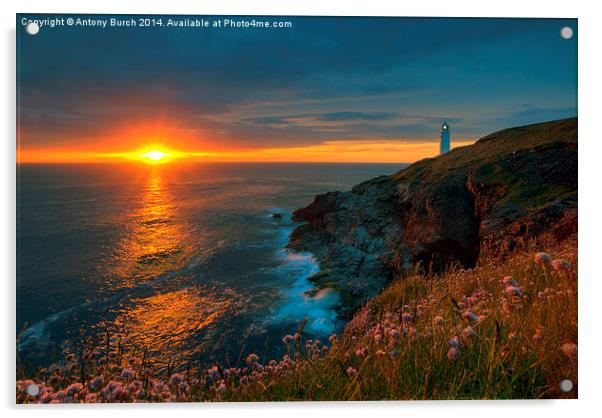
(111, 287, 239, 356)
(105, 169, 191, 287)
(97, 167, 241, 358)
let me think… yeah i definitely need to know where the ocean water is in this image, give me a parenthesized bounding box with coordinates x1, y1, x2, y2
(17, 162, 402, 368)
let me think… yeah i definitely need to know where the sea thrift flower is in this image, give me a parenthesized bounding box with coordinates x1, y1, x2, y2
(448, 336, 460, 348)
(216, 380, 226, 396)
(434, 315, 445, 325)
(462, 310, 478, 321)
(502, 276, 518, 286)
(85, 393, 98, 403)
(447, 346, 460, 360)
(462, 326, 476, 338)
(346, 367, 357, 377)
(120, 367, 135, 380)
(401, 312, 414, 323)
(246, 353, 259, 365)
(552, 259, 571, 272)
(168, 373, 184, 387)
(561, 342, 578, 360)
(355, 347, 368, 357)
(207, 366, 220, 379)
(505, 285, 523, 297)
(89, 376, 104, 391)
(532, 326, 545, 342)
(535, 252, 552, 267)
(110, 383, 126, 401)
(66, 382, 83, 397)
(282, 335, 294, 344)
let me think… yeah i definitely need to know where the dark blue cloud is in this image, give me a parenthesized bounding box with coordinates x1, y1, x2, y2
(17, 15, 577, 147)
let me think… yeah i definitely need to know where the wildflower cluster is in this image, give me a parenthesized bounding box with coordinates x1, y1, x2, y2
(17, 240, 577, 402)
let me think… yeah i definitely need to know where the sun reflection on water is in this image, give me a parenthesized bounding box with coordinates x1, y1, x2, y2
(88, 168, 244, 359)
(105, 169, 191, 289)
(110, 286, 242, 357)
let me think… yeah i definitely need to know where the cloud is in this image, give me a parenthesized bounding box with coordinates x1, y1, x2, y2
(17, 15, 577, 154)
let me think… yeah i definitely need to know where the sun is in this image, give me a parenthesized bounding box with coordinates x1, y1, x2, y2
(140, 149, 169, 161)
(137, 149, 173, 164)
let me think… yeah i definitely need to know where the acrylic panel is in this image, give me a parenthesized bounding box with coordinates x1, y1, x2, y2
(16, 14, 578, 403)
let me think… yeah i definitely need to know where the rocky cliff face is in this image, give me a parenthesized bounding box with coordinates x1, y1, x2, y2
(289, 118, 577, 317)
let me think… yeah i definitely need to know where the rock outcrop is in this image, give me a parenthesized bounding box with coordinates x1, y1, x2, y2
(288, 118, 578, 317)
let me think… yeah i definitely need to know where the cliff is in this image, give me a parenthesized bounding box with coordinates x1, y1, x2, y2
(289, 118, 578, 317)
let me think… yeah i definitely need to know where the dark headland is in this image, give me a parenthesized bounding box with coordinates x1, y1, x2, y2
(289, 118, 577, 318)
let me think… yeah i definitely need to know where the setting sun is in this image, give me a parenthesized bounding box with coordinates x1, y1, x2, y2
(140, 149, 169, 162)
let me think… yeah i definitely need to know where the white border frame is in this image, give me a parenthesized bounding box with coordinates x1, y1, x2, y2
(2, 1, 600, 417)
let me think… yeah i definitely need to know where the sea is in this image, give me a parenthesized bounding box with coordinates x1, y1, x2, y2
(17, 162, 402, 369)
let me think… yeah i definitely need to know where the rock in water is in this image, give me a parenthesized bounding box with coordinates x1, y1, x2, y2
(288, 118, 577, 317)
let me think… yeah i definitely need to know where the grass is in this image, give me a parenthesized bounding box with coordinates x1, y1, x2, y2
(16, 237, 577, 403)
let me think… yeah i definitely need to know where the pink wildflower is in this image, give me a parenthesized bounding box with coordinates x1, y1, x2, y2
(120, 367, 135, 380)
(110, 383, 126, 401)
(462, 310, 478, 321)
(355, 347, 368, 357)
(168, 373, 185, 387)
(502, 276, 518, 286)
(552, 259, 571, 272)
(246, 353, 259, 365)
(401, 312, 414, 323)
(535, 252, 552, 267)
(282, 334, 294, 344)
(85, 393, 98, 403)
(561, 342, 578, 360)
(447, 346, 460, 360)
(216, 380, 226, 396)
(66, 382, 83, 396)
(462, 326, 476, 339)
(448, 336, 460, 347)
(89, 376, 104, 391)
(346, 367, 357, 377)
(505, 285, 523, 297)
(207, 366, 220, 379)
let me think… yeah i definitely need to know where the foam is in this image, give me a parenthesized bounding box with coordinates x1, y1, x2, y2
(270, 246, 340, 336)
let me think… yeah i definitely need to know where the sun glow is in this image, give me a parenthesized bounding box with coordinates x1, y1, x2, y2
(129, 146, 186, 164)
(140, 149, 169, 162)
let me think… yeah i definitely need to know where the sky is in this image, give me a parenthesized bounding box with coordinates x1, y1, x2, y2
(17, 15, 577, 163)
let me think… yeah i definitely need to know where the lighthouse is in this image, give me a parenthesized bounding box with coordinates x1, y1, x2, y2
(440, 122, 451, 155)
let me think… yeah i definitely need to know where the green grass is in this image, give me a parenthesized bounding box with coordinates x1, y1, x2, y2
(17, 237, 577, 403)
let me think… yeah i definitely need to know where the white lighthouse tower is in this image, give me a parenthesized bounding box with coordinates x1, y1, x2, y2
(440, 122, 451, 155)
